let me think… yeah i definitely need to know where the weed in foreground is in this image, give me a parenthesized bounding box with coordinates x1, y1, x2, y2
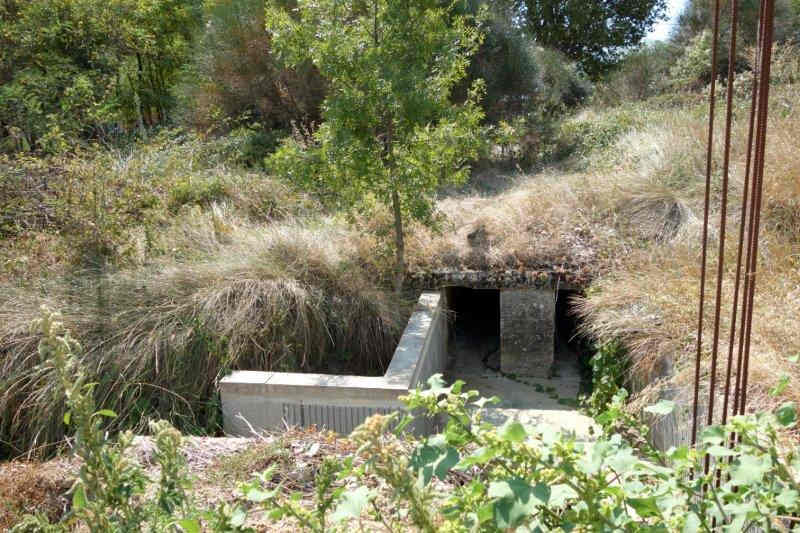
(11, 307, 800, 531)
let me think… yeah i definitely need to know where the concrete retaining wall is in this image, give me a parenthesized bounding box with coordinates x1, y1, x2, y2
(220, 292, 447, 436)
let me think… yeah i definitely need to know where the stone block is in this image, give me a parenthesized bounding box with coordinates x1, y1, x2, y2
(500, 288, 554, 377)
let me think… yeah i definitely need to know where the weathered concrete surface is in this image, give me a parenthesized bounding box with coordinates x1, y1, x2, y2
(220, 292, 447, 437)
(445, 325, 596, 441)
(406, 269, 560, 290)
(500, 288, 555, 378)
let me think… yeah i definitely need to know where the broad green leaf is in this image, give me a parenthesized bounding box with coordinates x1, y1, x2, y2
(498, 420, 527, 443)
(477, 502, 494, 524)
(94, 409, 117, 419)
(72, 484, 87, 511)
(701, 425, 726, 445)
(644, 400, 675, 416)
(177, 519, 201, 533)
(331, 486, 373, 522)
(457, 446, 497, 469)
(410, 443, 460, 485)
(777, 488, 799, 508)
(731, 453, 770, 484)
(607, 446, 637, 472)
(706, 445, 736, 457)
(549, 484, 578, 507)
(776, 402, 797, 427)
(63, 412, 71, 425)
(245, 487, 277, 503)
(627, 496, 660, 518)
(488, 479, 546, 529)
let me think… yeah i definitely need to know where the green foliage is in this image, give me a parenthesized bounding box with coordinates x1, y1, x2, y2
(239, 374, 800, 531)
(0, 0, 201, 153)
(533, 47, 593, 114)
(0, 130, 307, 270)
(595, 42, 677, 104)
(168, 176, 229, 213)
(461, 4, 541, 122)
(12, 308, 197, 532)
(179, 0, 325, 135)
(12, 334, 800, 531)
(266, 0, 486, 290)
(555, 106, 645, 162)
(669, 30, 720, 91)
(517, 0, 668, 78)
(584, 339, 629, 417)
(672, 0, 800, 47)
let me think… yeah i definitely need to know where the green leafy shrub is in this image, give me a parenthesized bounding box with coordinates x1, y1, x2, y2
(12, 335, 800, 532)
(266, 0, 486, 292)
(0, 0, 202, 153)
(237, 375, 800, 531)
(168, 176, 229, 212)
(555, 106, 645, 161)
(594, 43, 677, 104)
(584, 339, 629, 417)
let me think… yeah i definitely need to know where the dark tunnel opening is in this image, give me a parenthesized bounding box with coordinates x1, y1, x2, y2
(555, 288, 593, 389)
(445, 286, 501, 370)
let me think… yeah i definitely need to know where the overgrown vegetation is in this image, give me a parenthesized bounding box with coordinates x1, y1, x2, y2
(2, 2, 800, 519)
(0, 0, 202, 152)
(266, 0, 486, 292)
(12, 320, 800, 531)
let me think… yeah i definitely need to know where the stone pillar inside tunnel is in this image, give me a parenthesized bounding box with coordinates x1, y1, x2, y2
(500, 288, 555, 378)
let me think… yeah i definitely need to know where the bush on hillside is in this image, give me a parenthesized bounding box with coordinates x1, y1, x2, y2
(0, 0, 202, 153)
(594, 43, 677, 104)
(464, 11, 541, 122)
(179, 0, 325, 138)
(0, 131, 311, 272)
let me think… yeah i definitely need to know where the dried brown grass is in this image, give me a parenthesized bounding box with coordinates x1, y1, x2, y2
(406, 80, 800, 421)
(0, 211, 407, 458)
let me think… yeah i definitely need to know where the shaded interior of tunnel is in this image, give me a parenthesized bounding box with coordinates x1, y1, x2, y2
(555, 288, 593, 395)
(444, 286, 501, 372)
(443, 285, 592, 408)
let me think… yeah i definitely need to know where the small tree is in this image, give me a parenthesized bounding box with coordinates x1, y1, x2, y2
(266, 0, 485, 291)
(517, 0, 667, 78)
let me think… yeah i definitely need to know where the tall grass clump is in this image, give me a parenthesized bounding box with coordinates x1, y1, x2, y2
(0, 130, 314, 281)
(574, 80, 800, 427)
(0, 211, 406, 458)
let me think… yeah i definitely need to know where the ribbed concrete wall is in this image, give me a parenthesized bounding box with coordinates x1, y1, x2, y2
(220, 292, 447, 436)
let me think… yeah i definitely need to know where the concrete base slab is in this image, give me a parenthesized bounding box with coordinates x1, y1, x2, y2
(446, 321, 597, 441)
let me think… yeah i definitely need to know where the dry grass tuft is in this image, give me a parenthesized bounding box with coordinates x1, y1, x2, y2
(0, 212, 407, 458)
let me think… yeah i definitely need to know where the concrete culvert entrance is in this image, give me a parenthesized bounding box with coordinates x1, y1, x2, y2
(443, 284, 596, 439)
(554, 288, 592, 393)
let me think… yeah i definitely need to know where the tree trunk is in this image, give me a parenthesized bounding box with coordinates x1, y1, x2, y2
(391, 187, 405, 293)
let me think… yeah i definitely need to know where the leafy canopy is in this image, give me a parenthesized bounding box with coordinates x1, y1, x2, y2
(517, 0, 668, 78)
(0, 0, 201, 152)
(266, 0, 485, 288)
